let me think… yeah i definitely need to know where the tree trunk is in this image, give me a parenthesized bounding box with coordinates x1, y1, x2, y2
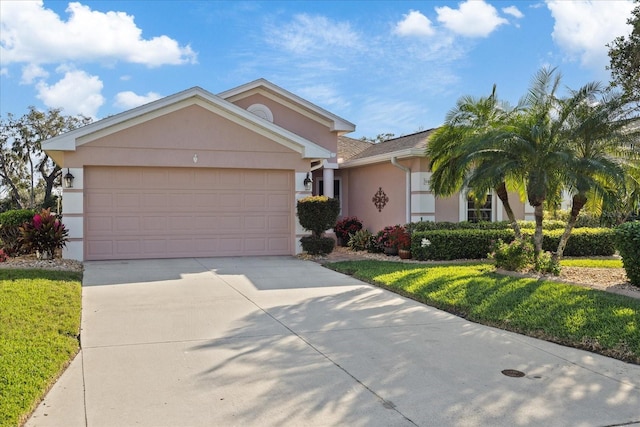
(554, 193, 587, 261)
(533, 203, 544, 257)
(495, 182, 522, 239)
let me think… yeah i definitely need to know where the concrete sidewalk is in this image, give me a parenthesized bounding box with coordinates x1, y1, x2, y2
(26, 257, 640, 426)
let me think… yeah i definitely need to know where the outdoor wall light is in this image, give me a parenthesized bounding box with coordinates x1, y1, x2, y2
(303, 172, 313, 191)
(63, 168, 74, 188)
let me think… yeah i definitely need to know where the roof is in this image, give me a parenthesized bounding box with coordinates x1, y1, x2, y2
(337, 135, 373, 163)
(42, 83, 333, 163)
(219, 78, 356, 134)
(339, 129, 436, 167)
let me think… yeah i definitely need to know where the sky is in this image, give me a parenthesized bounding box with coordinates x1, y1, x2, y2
(0, 0, 636, 139)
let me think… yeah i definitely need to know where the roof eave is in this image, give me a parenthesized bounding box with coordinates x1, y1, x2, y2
(340, 148, 425, 168)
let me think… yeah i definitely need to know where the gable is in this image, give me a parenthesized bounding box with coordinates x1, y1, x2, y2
(43, 86, 333, 166)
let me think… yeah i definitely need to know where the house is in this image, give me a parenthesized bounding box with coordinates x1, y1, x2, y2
(43, 79, 528, 261)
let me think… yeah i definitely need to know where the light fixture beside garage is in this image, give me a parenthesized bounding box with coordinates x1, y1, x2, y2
(63, 169, 74, 188)
(193, 154, 198, 164)
(303, 172, 313, 191)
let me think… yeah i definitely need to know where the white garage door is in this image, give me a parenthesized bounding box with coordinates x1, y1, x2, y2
(84, 167, 293, 260)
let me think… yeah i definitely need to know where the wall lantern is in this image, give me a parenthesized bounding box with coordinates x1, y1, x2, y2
(303, 172, 313, 191)
(63, 168, 75, 188)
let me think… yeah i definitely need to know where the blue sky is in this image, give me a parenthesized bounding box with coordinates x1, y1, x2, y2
(0, 0, 635, 139)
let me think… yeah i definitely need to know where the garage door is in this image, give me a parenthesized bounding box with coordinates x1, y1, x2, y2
(84, 167, 293, 260)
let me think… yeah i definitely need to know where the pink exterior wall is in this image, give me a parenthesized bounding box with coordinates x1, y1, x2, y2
(62, 105, 308, 172)
(342, 162, 406, 234)
(231, 94, 338, 155)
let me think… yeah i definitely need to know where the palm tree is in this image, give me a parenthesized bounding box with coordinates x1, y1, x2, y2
(555, 86, 640, 259)
(427, 85, 523, 239)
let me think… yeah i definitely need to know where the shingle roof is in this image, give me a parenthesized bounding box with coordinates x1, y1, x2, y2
(337, 135, 373, 162)
(345, 129, 436, 161)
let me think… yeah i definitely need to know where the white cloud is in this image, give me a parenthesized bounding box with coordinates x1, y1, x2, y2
(0, 0, 197, 67)
(502, 6, 524, 19)
(114, 91, 162, 109)
(295, 84, 350, 110)
(436, 0, 508, 37)
(266, 14, 362, 54)
(395, 10, 435, 37)
(546, 0, 634, 69)
(20, 64, 49, 85)
(36, 70, 104, 117)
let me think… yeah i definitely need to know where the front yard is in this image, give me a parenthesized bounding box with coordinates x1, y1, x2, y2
(326, 260, 640, 364)
(0, 269, 82, 427)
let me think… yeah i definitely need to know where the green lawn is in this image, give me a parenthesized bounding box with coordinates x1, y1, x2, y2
(0, 269, 82, 427)
(559, 258, 623, 268)
(326, 260, 640, 364)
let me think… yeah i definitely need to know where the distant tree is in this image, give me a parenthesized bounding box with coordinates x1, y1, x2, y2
(607, 0, 640, 98)
(360, 133, 395, 144)
(0, 107, 91, 209)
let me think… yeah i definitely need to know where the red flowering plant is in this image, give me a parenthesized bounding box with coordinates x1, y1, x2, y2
(376, 225, 409, 250)
(0, 249, 7, 262)
(334, 216, 363, 245)
(19, 208, 69, 259)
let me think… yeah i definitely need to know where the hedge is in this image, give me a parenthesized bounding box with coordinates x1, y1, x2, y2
(411, 227, 615, 261)
(0, 209, 36, 256)
(614, 222, 640, 286)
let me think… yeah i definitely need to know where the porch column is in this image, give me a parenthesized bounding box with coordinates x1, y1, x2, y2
(322, 167, 334, 198)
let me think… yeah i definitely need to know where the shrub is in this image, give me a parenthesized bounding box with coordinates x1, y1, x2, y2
(334, 216, 363, 245)
(490, 239, 535, 272)
(19, 208, 69, 259)
(614, 221, 640, 287)
(374, 225, 409, 251)
(300, 236, 335, 255)
(538, 228, 616, 256)
(412, 229, 515, 261)
(0, 209, 36, 256)
(297, 196, 340, 238)
(0, 249, 7, 262)
(490, 238, 560, 274)
(347, 229, 373, 252)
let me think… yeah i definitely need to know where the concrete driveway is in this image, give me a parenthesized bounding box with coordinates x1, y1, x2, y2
(27, 257, 640, 427)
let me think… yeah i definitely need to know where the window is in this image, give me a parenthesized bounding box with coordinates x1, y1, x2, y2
(467, 194, 492, 222)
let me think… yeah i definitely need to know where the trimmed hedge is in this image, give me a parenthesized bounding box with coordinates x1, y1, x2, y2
(300, 236, 335, 255)
(615, 221, 640, 286)
(297, 196, 340, 238)
(538, 228, 616, 257)
(411, 227, 616, 261)
(412, 229, 515, 261)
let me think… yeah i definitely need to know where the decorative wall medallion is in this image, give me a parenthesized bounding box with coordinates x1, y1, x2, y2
(372, 187, 389, 212)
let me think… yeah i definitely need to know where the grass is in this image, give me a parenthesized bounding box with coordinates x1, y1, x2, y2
(326, 260, 640, 364)
(559, 258, 623, 268)
(0, 269, 82, 427)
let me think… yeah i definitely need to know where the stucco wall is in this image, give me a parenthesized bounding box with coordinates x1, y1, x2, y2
(62, 105, 308, 172)
(231, 93, 338, 156)
(343, 162, 406, 234)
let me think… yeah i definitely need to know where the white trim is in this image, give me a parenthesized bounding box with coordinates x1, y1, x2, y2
(64, 216, 83, 239)
(412, 171, 431, 191)
(62, 192, 83, 215)
(63, 240, 83, 261)
(340, 148, 425, 168)
(43, 87, 331, 160)
(218, 78, 356, 133)
(247, 103, 274, 122)
(411, 193, 435, 214)
(412, 215, 435, 223)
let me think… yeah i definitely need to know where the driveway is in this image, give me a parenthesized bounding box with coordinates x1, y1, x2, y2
(27, 257, 640, 426)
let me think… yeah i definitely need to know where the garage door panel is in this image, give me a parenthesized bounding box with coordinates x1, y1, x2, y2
(84, 166, 292, 260)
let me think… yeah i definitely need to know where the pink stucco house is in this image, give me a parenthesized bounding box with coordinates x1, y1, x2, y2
(43, 79, 529, 261)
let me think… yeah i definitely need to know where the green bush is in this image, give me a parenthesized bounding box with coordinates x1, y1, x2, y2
(490, 238, 535, 272)
(297, 196, 340, 238)
(0, 209, 35, 256)
(347, 229, 373, 252)
(412, 229, 515, 261)
(300, 236, 335, 255)
(537, 228, 616, 256)
(615, 221, 640, 287)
